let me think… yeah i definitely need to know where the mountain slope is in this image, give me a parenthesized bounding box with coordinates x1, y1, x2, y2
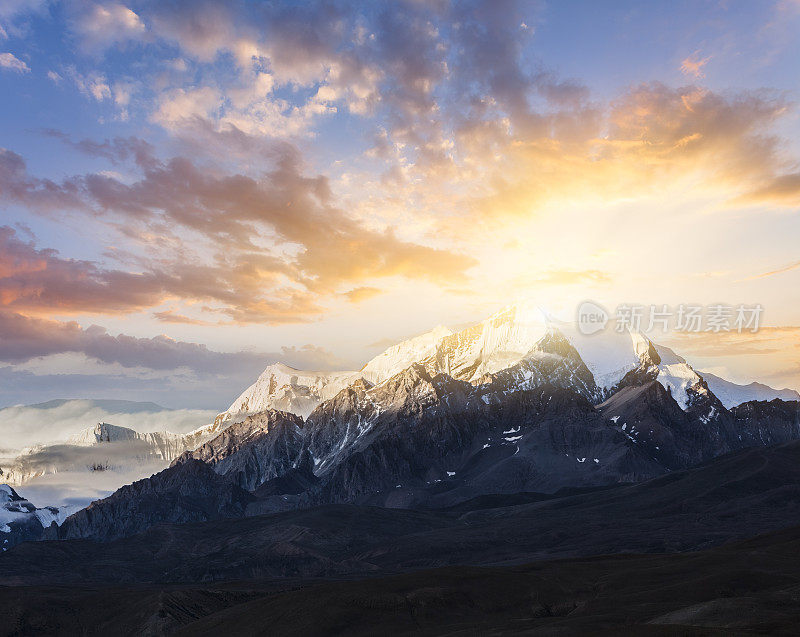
(360, 325, 453, 382)
(45, 361, 800, 544)
(175, 410, 305, 491)
(303, 365, 663, 507)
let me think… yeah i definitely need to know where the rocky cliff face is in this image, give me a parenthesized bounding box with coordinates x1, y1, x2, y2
(174, 410, 305, 491)
(299, 363, 667, 508)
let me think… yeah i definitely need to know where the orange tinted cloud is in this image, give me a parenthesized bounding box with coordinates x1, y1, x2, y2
(680, 51, 712, 78)
(741, 260, 800, 281)
(0, 143, 475, 323)
(732, 172, 800, 207)
(0, 310, 349, 372)
(152, 310, 216, 326)
(455, 82, 788, 223)
(342, 286, 382, 303)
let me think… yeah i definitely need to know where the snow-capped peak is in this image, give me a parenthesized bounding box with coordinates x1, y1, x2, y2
(219, 363, 360, 421)
(361, 325, 453, 382)
(216, 300, 775, 421)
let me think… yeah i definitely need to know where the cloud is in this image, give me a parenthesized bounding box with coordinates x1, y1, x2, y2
(0, 310, 351, 376)
(342, 286, 382, 303)
(741, 259, 800, 281)
(0, 225, 167, 314)
(0, 399, 217, 449)
(152, 87, 223, 129)
(0, 52, 30, 73)
(662, 326, 800, 358)
(680, 51, 712, 78)
(40, 129, 157, 168)
(456, 82, 790, 224)
(66, 66, 112, 101)
(529, 270, 610, 286)
(0, 0, 47, 39)
(152, 310, 215, 326)
(134, 0, 454, 140)
(0, 364, 237, 412)
(0, 142, 475, 322)
(0, 149, 86, 213)
(733, 172, 800, 207)
(4, 454, 168, 509)
(67, 2, 146, 52)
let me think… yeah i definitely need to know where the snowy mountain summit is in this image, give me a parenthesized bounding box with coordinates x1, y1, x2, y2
(218, 301, 734, 423)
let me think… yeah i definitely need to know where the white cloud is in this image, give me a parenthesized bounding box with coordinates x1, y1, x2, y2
(10, 461, 170, 509)
(151, 85, 222, 129)
(70, 2, 146, 52)
(0, 0, 47, 20)
(0, 0, 47, 39)
(0, 398, 217, 449)
(0, 52, 30, 73)
(66, 66, 112, 101)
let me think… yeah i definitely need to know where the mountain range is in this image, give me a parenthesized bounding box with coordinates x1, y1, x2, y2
(25, 301, 797, 543)
(216, 302, 795, 425)
(3, 301, 800, 633)
(5, 303, 795, 507)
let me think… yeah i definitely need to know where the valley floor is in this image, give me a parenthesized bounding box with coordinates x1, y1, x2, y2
(3, 525, 800, 635)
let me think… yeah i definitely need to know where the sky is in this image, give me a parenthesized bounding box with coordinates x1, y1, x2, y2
(1, 0, 800, 410)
